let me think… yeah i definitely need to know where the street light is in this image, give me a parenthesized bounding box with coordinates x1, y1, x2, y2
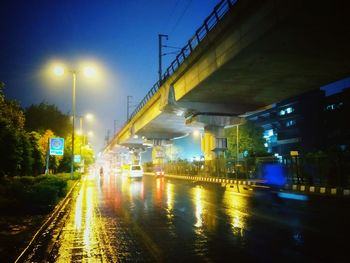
(53, 65, 96, 178)
(78, 113, 94, 135)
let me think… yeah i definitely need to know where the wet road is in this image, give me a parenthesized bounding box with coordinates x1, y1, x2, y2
(45, 172, 350, 262)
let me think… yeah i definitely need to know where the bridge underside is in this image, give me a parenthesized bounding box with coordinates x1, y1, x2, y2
(175, 0, 350, 115)
(108, 0, 350, 149)
(136, 112, 194, 139)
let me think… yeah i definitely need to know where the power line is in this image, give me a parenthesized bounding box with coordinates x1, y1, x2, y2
(169, 0, 193, 35)
(161, 0, 181, 33)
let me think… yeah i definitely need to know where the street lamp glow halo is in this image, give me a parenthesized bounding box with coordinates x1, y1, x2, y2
(85, 113, 94, 121)
(53, 66, 65, 76)
(83, 67, 96, 77)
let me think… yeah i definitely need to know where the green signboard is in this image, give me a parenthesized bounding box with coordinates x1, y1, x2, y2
(74, 155, 81, 163)
(49, 138, 64, 156)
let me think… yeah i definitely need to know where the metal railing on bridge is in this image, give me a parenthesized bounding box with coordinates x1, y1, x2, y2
(128, 0, 238, 121)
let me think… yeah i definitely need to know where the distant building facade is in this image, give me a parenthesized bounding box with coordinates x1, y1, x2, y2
(246, 87, 350, 156)
(323, 88, 350, 151)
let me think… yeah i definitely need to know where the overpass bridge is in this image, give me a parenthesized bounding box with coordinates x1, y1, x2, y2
(104, 0, 350, 167)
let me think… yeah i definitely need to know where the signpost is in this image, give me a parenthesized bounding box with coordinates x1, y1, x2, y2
(46, 138, 65, 175)
(74, 155, 81, 163)
(50, 138, 65, 156)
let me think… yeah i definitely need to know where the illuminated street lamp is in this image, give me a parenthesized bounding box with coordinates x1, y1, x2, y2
(53, 65, 95, 178)
(77, 113, 94, 135)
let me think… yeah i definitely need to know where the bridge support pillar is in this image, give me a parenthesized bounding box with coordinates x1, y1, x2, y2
(129, 147, 145, 165)
(147, 139, 172, 167)
(187, 114, 241, 177)
(201, 126, 227, 177)
(152, 146, 166, 167)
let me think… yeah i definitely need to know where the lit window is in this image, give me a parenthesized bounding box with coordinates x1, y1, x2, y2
(263, 129, 274, 138)
(286, 107, 294, 114)
(325, 102, 343, 111)
(279, 107, 294, 115)
(286, 120, 296, 127)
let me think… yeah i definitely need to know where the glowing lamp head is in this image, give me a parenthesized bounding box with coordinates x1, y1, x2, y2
(193, 130, 200, 137)
(83, 67, 95, 77)
(53, 66, 64, 76)
(85, 113, 94, 121)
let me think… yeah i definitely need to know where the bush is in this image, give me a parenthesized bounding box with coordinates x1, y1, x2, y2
(0, 173, 80, 215)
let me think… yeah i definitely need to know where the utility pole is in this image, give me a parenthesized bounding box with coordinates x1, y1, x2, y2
(114, 119, 117, 134)
(127, 95, 133, 120)
(105, 129, 110, 145)
(158, 34, 168, 83)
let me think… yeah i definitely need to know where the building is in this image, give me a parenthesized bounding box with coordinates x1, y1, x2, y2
(247, 90, 325, 156)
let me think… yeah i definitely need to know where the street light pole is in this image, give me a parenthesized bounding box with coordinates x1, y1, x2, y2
(71, 71, 77, 179)
(53, 64, 95, 178)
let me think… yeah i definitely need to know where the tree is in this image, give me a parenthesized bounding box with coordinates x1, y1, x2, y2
(225, 120, 267, 160)
(28, 131, 45, 175)
(0, 83, 25, 130)
(25, 102, 70, 137)
(0, 124, 22, 176)
(0, 82, 29, 177)
(18, 132, 34, 176)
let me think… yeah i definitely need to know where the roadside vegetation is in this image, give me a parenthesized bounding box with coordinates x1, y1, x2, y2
(0, 81, 91, 214)
(0, 173, 80, 215)
(0, 82, 94, 177)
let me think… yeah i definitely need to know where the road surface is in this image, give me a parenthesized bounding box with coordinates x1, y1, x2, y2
(24, 171, 350, 262)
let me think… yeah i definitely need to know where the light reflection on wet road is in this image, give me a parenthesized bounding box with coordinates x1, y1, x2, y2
(50, 171, 350, 262)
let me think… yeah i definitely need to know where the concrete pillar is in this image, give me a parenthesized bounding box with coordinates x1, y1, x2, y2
(152, 145, 165, 166)
(129, 148, 144, 165)
(149, 139, 171, 167)
(201, 126, 227, 176)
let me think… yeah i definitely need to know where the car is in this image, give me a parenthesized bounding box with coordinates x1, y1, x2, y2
(128, 164, 143, 178)
(154, 168, 165, 177)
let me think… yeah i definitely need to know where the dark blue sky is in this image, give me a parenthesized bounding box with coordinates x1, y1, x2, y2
(0, 0, 217, 151)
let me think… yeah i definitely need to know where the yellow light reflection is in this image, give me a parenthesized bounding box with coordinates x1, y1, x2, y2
(166, 183, 174, 213)
(223, 190, 249, 237)
(74, 181, 84, 230)
(83, 187, 93, 249)
(54, 171, 103, 261)
(194, 187, 203, 228)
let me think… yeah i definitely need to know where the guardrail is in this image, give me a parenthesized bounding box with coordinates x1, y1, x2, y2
(128, 0, 238, 121)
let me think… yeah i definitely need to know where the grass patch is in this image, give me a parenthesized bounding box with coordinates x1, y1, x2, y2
(0, 173, 81, 215)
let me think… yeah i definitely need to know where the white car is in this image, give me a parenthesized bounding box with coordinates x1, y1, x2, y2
(128, 165, 143, 178)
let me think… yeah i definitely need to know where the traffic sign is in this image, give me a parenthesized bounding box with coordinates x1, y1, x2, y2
(50, 138, 64, 156)
(74, 155, 81, 163)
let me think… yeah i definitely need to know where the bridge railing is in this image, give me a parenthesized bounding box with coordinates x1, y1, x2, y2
(128, 0, 238, 121)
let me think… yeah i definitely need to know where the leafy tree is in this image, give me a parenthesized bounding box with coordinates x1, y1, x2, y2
(25, 102, 70, 137)
(225, 120, 267, 160)
(0, 125, 22, 176)
(0, 83, 25, 130)
(0, 83, 29, 177)
(18, 132, 34, 176)
(28, 131, 45, 175)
